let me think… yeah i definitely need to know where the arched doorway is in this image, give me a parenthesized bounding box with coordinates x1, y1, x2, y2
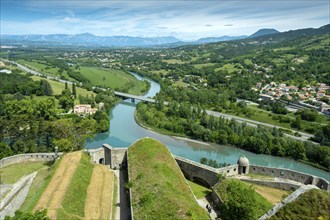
(99, 158, 104, 164)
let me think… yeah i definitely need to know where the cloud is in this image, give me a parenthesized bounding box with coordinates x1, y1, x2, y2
(1, 0, 329, 40)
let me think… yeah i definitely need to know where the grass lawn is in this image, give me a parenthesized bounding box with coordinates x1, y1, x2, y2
(150, 69, 169, 75)
(270, 189, 330, 220)
(173, 80, 189, 87)
(128, 138, 209, 219)
(193, 63, 216, 69)
(18, 59, 49, 72)
(79, 67, 147, 95)
(247, 173, 275, 181)
(215, 63, 240, 73)
(247, 183, 290, 204)
(162, 59, 186, 64)
(30, 75, 95, 96)
(244, 59, 253, 65)
(187, 180, 212, 199)
(0, 161, 48, 184)
(242, 104, 329, 133)
(57, 152, 94, 219)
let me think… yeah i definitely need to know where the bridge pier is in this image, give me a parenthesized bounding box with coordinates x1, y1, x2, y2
(131, 98, 135, 103)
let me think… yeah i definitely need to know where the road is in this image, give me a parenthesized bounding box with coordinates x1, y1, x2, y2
(5, 59, 315, 143)
(206, 110, 315, 142)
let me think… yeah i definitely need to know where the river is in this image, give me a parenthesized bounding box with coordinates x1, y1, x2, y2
(86, 73, 330, 181)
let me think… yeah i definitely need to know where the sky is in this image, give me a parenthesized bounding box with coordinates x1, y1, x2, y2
(1, 0, 329, 41)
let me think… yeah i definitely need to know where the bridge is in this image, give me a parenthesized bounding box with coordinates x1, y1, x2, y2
(114, 91, 156, 103)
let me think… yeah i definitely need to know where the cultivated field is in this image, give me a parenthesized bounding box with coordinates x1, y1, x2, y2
(84, 165, 114, 220)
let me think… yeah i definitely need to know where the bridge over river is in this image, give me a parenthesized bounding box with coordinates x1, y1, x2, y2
(114, 91, 156, 103)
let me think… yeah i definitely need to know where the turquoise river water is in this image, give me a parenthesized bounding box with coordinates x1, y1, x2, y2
(86, 73, 330, 181)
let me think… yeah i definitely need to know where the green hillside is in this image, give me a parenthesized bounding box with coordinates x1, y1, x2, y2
(270, 189, 330, 220)
(128, 138, 209, 219)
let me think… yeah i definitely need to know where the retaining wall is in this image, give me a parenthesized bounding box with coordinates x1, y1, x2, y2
(250, 165, 329, 192)
(240, 179, 301, 191)
(175, 156, 219, 187)
(0, 153, 61, 168)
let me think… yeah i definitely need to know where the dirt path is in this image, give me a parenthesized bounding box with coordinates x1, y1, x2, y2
(84, 165, 113, 220)
(34, 151, 82, 220)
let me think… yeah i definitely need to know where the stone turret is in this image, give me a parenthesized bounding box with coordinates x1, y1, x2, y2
(237, 156, 250, 174)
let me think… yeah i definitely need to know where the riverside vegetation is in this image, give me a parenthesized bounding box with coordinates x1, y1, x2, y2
(136, 102, 330, 171)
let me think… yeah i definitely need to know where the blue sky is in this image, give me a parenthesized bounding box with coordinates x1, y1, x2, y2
(1, 0, 329, 40)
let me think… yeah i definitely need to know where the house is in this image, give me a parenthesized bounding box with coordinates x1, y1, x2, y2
(74, 104, 97, 115)
(0, 69, 12, 74)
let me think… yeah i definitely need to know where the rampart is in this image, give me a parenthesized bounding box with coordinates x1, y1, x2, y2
(0, 153, 62, 168)
(174, 156, 219, 187)
(88, 145, 329, 192)
(249, 165, 329, 192)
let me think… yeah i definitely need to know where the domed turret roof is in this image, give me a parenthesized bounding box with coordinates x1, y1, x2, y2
(237, 156, 249, 166)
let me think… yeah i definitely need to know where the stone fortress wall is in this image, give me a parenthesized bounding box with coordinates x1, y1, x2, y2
(0, 153, 62, 168)
(87, 145, 329, 193)
(1, 145, 327, 192)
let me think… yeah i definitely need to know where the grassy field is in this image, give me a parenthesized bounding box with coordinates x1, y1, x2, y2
(79, 67, 148, 95)
(0, 161, 48, 184)
(193, 63, 216, 69)
(215, 63, 241, 73)
(30, 75, 95, 96)
(270, 189, 330, 220)
(17, 59, 72, 80)
(128, 138, 209, 219)
(162, 59, 186, 64)
(248, 183, 290, 204)
(187, 180, 212, 199)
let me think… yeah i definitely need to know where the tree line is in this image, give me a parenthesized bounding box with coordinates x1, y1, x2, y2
(136, 102, 330, 171)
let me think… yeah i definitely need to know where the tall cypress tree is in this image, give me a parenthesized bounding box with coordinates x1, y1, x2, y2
(72, 83, 77, 99)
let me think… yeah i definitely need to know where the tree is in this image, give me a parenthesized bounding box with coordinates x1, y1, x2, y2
(4, 209, 50, 220)
(218, 180, 260, 220)
(72, 83, 77, 99)
(39, 80, 53, 96)
(58, 89, 73, 111)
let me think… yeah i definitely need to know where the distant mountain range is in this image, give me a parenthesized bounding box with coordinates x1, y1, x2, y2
(1, 33, 181, 47)
(1, 25, 329, 47)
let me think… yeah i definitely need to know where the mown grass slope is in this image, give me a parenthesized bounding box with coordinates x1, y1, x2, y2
(79, 67, 148, 95)
(0, 161, 48, 184)
(128, 138, 209, 220)
(56, 152, 94, 219)
(270, 189, 330, 220)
